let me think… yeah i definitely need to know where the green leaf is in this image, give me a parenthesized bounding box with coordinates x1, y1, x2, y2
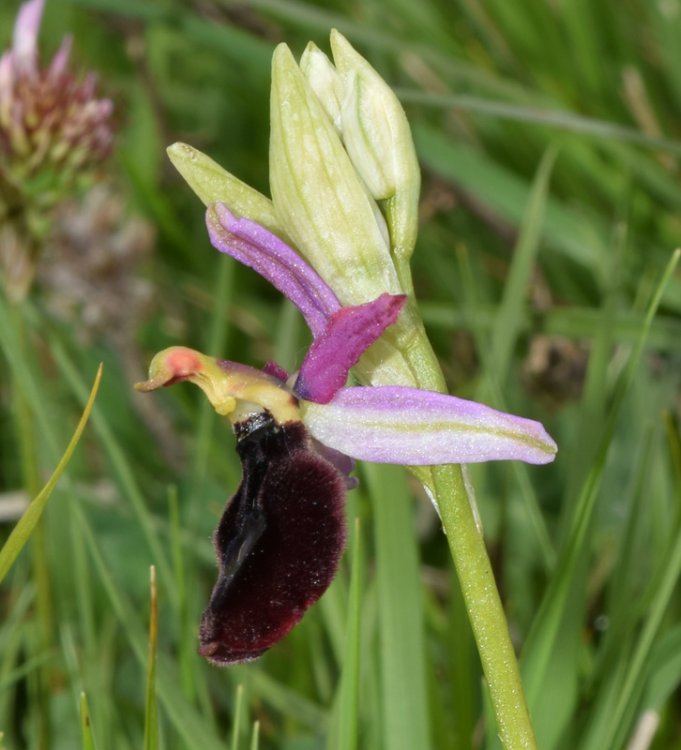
(143, 566, 159, 750)
(328, 518, 363, 750)
(365, 463, 432, 750)
(0, 364, 102, 584)
(79, 692, 98, 750)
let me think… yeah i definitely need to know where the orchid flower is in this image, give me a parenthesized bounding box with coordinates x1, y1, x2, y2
(138, 35, 554, 749)
(137, 204, 556, 664)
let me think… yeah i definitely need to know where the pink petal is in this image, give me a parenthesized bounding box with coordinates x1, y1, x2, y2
(48, 35, 72, 79)
(206, 203, 341, 337)
(294, 293, 407, 403)
(13, 0, 44, 75)
(301, 386, 558, 465)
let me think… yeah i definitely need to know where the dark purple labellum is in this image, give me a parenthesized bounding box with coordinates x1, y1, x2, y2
(199, 411, 347, 665)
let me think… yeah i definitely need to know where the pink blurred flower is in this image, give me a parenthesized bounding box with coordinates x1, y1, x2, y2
(0, 0, 113, 185)
(0, 0, 115, 300)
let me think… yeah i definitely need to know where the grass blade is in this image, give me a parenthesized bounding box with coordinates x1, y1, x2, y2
(489, 146, 558, 379)
(413, 123, 608, 273)
(143, 566, 159, 750)
(582, 416, 681, 750)
(229, 684, 244, 750)
(249, 721, 260, 750)
(402, 90, 681, 156)
(366, 463, 432, 750)
(73, 503, 226, 750)
(0, 364, 102, 584)
(328, 517, 363, 750)
(49, 340, 176, 605)
(521, 249, 681, 746)
(79, 692, 98, 750)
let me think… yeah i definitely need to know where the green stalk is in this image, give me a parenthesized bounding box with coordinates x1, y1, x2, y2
(404, 327, 537, 749)
(432, 463, 536, 750)
(8, 302, 53, 750)
(355, 227, 536, 745)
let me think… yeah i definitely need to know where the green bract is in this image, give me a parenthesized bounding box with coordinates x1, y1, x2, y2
(166, 143, 282, 236)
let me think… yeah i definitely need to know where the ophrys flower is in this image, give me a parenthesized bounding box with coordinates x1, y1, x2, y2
(137, 208, 556, 664)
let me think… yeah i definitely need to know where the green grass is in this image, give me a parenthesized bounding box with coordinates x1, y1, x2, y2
(2, 0, 681, 748)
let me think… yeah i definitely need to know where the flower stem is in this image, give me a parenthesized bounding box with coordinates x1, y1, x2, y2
(432, 463, 537, 750)
(404, 328, 537, 749)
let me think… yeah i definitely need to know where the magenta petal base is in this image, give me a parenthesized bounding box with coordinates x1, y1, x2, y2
(294, 293, 406, 404)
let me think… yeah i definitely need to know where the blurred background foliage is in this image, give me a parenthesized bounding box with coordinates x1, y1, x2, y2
(1, 0, 680, 748)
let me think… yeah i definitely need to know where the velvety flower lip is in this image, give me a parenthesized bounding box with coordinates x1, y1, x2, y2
(197, 415, 347, 665)
(300, 386, 558, 465)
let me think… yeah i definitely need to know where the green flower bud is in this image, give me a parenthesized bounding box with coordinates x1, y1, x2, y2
(330, 30, 420, 262)
(269, 43, 401, 307)
(299, 42, 344, 131)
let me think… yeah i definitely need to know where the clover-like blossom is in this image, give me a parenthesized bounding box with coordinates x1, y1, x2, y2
(1, 0, 114, 300)
(0, 0, 113, 184)
(137, 205, 557, 665)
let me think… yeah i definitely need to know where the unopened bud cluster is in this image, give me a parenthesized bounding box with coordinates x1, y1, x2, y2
(301, 32, 420, 264)
(169, 31, 425, 386)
